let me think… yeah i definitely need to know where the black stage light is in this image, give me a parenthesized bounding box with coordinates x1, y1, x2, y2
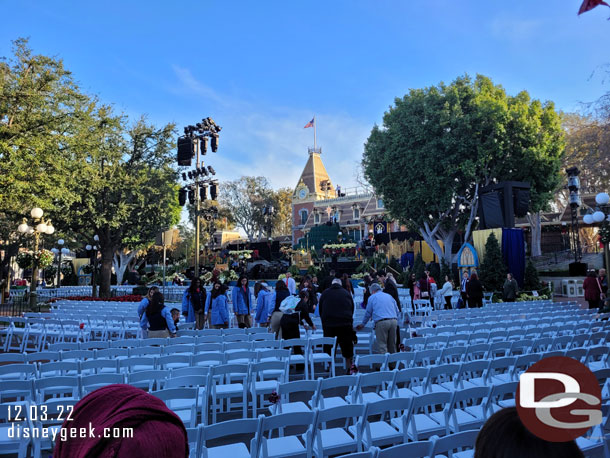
(200, 185, 207, 201)
(211, 134, 218, 152)
(208, 166, 215, 175)
(210, 183, 218, 200)
(178, 188, 187, 206)
(200, 136, 208, 154)
(187, 171, 193, 180)
(188, 189, 195, 205)
(182, 172, 187, 181)
(177, 136, 194, 166)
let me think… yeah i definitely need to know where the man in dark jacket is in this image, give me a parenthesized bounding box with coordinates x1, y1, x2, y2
(503, 273, 519, 302)
(318, 278, 355, 371)
(319, 269, 336, 293)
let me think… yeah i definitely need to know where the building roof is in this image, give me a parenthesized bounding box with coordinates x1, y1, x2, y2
(294, 148, 333, 199)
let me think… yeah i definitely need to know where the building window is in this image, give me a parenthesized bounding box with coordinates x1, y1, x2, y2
(314, 212, 320, 224)
(377, 198, 384, 209)
(300, 209, 308, 226)
(353, 208, 360, 220)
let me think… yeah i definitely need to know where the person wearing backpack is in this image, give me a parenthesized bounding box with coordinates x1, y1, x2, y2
(181, 278, 206, 329)
(280, 290, 316, 354)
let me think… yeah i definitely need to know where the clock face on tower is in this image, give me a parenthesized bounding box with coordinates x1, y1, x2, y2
(298, 188, 307, 199)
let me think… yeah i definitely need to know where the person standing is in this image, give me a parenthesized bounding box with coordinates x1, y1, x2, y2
(181, 278, 206, 329)
(204, 282, 229, 329)
(142, 291, 176, 338)
(583, 270, 603, 310)
(362, 273, 373, 309)
(342, 273, 355, 297)
(381, 272, 400, 310)
(280, 290, 316, 354)
(284, 272, 297, 295)
(318, 278, 355, 371)
(319, 269, 336, 293)
(356, 283, 399, 355)
(467, 273, 484, 308)
(232, 275, 252, 328)
(439, 276, 454, 310)
(503, 273, 519, 302)
(254, 282, 273, 326)
(299, 276, 318, 312)
(460, 271, 469, 308)
(137, 286, 160, 338)
(269, 280, 290, 338)
(424, 270, 437, 309)
(406, 273, 416, 309)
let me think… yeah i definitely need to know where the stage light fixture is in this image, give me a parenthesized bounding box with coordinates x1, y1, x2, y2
(208, 166, 215, 175)
(178, 188, 187, 206)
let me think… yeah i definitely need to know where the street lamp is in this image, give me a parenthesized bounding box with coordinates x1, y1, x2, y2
(17, 208, 55, 308)
(583, 191, 610, 272)
(85, 238, 100, 297)
(566, 167, 582, 264)
(51, 239, 69, 288)
(262, 204, 275, 239)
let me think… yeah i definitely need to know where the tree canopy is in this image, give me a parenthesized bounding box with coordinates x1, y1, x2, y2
(363, 74, 564, 264)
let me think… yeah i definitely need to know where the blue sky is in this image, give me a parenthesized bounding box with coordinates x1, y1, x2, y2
(2, 1, 609, 191)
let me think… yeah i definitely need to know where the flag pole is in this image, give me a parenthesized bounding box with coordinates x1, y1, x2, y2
(314, 115, 317, 152)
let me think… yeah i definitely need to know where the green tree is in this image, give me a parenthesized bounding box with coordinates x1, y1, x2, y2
(272, 187, 293, 237)
(523, 259, 541, 292)
(478, 233, 507, 292)
(219, 176, 274, 241)
(58, 113, 181, 297)
(363, 74, 564, 265)
(0, 39, 92, 298)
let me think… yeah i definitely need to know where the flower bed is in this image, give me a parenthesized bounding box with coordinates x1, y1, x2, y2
(49, 295, 143, 303)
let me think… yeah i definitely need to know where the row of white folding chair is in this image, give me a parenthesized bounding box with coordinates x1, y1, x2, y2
(403, 332, 609, 354)
(195, 402, 479, 458)
(0, 350, 292, 382)
(1, 317, 87, 353)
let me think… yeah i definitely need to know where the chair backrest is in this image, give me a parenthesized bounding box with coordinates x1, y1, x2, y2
(425, 363, 459, 392)
(164, 374, 209, 389)
(441, 347, 466, 364)
(390, 367, 429, 397)
(431, 429, 478, 457)
(200, 416, 261, 444)
(377, 440, 433, 457)
(363, 397, 412, 418)
(81, 373, 125, 394)
(314, 403, 365, 425)
(314, 375, 359, 407)
(171, 367, 210, 378)
(260, 410, 315, 434)
(386, 352, 414, 370)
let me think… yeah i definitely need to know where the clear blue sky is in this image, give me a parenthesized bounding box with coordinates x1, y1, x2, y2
(2, 1, 609, 190)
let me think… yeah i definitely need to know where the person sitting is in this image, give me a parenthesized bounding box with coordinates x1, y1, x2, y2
(475, 407, 584, 458)
(204, 282, 230, 329)
(141, 291, 176, 338)
(53, 384, 189, 458)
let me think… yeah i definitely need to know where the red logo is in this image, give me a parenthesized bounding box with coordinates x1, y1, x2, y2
(516, 356, 602, 442)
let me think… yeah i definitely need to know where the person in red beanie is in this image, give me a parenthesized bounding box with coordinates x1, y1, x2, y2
(53, 384, 188, 458)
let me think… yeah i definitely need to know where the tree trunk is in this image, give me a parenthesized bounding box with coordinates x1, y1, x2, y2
(113, 248, 137, 286)
(99, 245, 114, 298)
(419, 228, 448, 265)
(527, 212, 542, 257)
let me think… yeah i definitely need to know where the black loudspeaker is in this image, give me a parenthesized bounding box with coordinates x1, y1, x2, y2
(514, 189, 530, 217)
(177, 137, 194, 166)
(480, 191, 505, 228)
(569, 262, 588, 276)
(178, 188, 187, 206)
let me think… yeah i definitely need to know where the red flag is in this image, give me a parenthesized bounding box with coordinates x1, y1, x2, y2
(304, 118, 314, 128)
(578, 0, 609, 14)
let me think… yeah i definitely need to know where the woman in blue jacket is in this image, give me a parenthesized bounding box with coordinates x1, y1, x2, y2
(205, 282, 230, 329)
(181, 278, 206, 329)
(231, 274, 252, 328)
(254, 282, 273, 326)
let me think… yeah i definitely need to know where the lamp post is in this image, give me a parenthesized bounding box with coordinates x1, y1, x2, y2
(583, 192, 610, 272)
(17, 208, 55, 309)
(566, 167, 582, 263)
(85, 235, 100, 297)
(51, 239, 69, 288)
(262, 204, 275, 239)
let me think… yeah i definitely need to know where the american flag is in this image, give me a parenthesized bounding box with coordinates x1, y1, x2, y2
(304, 118, 314, 128)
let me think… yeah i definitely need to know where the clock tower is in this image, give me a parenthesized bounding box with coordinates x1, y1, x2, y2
(292, 147, 334, 244)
